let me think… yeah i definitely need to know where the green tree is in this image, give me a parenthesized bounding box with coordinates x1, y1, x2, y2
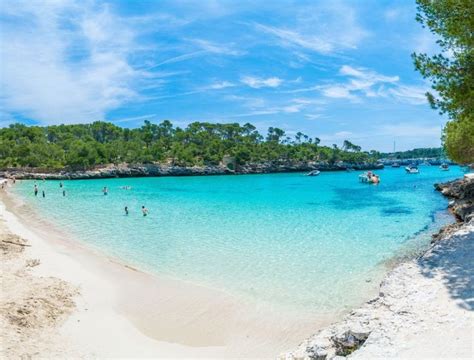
(413, 0, 474, 163)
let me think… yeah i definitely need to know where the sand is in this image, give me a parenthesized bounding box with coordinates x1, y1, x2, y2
(0, 184, 336, 358)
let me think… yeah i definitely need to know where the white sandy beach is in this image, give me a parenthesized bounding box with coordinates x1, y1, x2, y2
(1, 180, 473, 359)
(0, 184, 336, 358)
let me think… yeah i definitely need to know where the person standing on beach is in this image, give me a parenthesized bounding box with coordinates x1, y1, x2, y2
(34, 184, 38, 196)
(141, 206, 149, 217)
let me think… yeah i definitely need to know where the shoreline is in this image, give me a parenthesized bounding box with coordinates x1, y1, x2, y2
(0, 186, 342, 358)
(283, 174, 474, 359)
(0, 162, 384, 180)
(1, 174, 472, 358)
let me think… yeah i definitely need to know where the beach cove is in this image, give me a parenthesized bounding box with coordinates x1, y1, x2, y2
(1, 166, 471, 358)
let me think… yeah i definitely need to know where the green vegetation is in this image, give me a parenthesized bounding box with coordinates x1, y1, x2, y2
(413, 0, 474, 164)
(0, 121, 378, 170)
(380, 147, 444, 160)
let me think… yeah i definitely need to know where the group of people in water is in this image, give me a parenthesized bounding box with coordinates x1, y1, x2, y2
(366, 171, 380, 184)
(124, 205, 149, 217)
(34, 181, 66, 197)
(33, 181, 149, 217)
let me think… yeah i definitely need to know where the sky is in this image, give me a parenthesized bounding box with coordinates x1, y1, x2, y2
(0, 0, 447, 151)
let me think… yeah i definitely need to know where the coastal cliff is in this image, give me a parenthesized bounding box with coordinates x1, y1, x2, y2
(282, 173, 474, 360)
(0, 161, 383, 180)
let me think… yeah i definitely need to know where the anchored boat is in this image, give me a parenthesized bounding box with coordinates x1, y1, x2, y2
(440, 163, 450, 171)
(405, 165, 419, 174)
(306, 170, 320, 176)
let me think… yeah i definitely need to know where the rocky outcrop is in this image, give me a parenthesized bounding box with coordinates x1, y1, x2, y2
(0, 161, 383, 180)
(434, 174, 474, 223)
(430, 174, 474, 242)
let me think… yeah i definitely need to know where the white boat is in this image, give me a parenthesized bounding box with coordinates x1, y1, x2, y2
(391, 162, 400, 168)
(440, 164, 449, 171)
(405, 166, 419, 174)
(306, 170, 320, 176)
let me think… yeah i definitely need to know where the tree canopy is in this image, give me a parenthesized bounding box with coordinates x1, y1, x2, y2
(413, 0, 474, 164)
(0, 121, 377, 170)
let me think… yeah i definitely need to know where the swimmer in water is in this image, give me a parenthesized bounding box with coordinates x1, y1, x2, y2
(141, 206, 149, 217)
(124, 206, 129, 215)
(59, 182, 63, 188)
(34, 185, 38, 196)
(102, 186, 108, 195)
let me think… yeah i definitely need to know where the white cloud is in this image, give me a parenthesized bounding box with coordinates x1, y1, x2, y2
(254, 23, 334, 54)
(204, 81, 236, 90)
(151, 51, 207, 68)
(0, 0, 149, 124)
(317, 65, 432, 105)
(340, 65, 399, 84)
(254, 2, 368, 55)
(228, 96, 320, 119)
(305, 114, 323, 120)
(190, 39, 245, 56)
(281, 104, 304, 113)
(387, 84, 428, 105)
(241, 76, 283, 89)
(321, 85, 358, 101)
(150, 39, 245, 69)
(281, 85, 321, 94)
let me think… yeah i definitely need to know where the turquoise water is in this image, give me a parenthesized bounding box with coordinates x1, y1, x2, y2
(13, 166, 464, 312)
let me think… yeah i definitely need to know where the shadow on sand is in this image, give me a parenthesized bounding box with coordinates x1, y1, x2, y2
(419, 228, 474, 311)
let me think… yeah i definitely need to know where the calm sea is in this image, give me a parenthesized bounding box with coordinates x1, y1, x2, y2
(13, 166, 464, 313)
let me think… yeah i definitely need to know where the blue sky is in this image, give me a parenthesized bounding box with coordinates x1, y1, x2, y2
(0, 0, 446, 151)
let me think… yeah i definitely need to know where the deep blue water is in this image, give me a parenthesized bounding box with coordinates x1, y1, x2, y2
(13, 166, 465, 312)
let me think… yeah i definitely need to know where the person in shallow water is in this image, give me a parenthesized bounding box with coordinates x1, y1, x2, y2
(59, 181, 63, 188)
(124, 206, 129, 215)
(102, 187, 108, 195)
(34, 185, 38, 196)
(42, 190, 45, 198)
(141, 206, 149, 217)
(63, 190, 66, 197)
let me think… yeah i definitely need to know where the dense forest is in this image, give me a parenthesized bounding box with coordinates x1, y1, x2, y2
(0, 121, 383, 169)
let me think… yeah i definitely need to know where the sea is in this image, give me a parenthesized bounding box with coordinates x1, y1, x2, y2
(12, 165, 465, 314)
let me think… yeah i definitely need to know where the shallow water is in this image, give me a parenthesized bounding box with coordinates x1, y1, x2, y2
(13, 166, 464, 313)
